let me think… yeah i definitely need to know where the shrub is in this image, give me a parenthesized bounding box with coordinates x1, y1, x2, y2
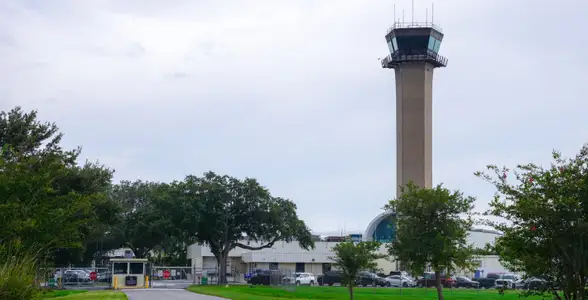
(0, 244, 42, 300)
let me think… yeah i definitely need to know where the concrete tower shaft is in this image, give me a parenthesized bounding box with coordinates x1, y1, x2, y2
(395, 63, 433, 195)
(381, 22, 447, 196)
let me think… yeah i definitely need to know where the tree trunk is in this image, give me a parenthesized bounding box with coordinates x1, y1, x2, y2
(578, 277, 587, 300)
(348, 285, 354, 300)
(434, 270, 444, 300)
(218, 252, 227, 284)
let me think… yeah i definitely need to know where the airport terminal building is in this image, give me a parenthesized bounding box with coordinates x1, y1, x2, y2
(186, 211, 508, 281)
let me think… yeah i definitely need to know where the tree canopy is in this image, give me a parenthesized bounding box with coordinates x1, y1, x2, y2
(476, 145, 588, 300)
(0, 106, 317, 269)
(0, 107, 118, 264)
(386, 182, 475, 300)
(181, 171, 314, 283)
(330, 240, 385, 300)
(108, 180, 182, 258)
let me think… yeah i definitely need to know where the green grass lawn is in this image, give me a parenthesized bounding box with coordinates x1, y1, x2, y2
(41, 290, 127, 299)
(188, 285, 542, 300)
(42, 290, 88, 298)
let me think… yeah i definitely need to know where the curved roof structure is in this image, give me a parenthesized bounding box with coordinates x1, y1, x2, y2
(363, 210, 502, 247)
(363, 211, 397, 242)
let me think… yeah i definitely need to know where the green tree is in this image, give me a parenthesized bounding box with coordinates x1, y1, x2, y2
(330, 240, 385, 300)
(0, 106, 120, 264)
(476, 145, 588, 300)
(0, 106, 77, 161)
(472, 243, 496, 256)
(181, 172, 314, 284)
(52, 162, 120, 265)
(151, 235, 190, 266)
(109, 180, 180, 258)
(0, 147, 90, 251)
(386, 183, 475, 300)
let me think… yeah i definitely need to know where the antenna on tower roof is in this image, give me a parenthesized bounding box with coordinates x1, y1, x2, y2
(411, 0, 415, 25)
(394, 4, 396, 25)
(432, 2, 435, 24)
(426, 7, 429, 23)
(402, 9, 405, 23)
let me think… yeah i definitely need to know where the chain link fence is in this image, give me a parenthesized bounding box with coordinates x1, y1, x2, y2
(38, 264, 246, 290)
(39, 266, 111, 290)
(149, 266, 194, 288)
(149, 265, 243, 288)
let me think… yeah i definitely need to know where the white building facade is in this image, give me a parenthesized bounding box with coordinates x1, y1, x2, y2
(186, 211, 510, 281)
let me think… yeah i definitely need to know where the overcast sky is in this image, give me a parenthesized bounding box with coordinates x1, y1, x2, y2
(1, 0, 587, 234)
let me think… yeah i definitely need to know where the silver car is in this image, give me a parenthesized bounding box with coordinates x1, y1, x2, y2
(385, 275, 415, 287)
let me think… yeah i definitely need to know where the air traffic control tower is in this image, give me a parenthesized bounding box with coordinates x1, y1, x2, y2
(381, 22, 447, 196)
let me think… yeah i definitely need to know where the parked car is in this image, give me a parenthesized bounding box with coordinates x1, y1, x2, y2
(389, 271, 414, 281)
(455, 276, 479, 288)
(416, 272, 456, 288)
(389, 271, 412, 278)
(476, 272, 501, 289)
(282, 272, 316, 286)
(62, 270, 91, 285)
(97, 271, 112, 283)
(476, 273, 518, 289)
(317, 270, 344, 286)
(385, 275, 415, 287)
(494, 274, 518, 289)
(495, 279, 515, 289)
(356, 272, 387, 287)
(515, 277, 546, 290)
(248, 270, 286, 285)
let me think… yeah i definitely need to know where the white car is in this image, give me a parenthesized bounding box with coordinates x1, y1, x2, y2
(495, 273, 518, 289)
(385, 275, 415, 287)
(283, 272, 316, 286)
(495, 279, 516, 289)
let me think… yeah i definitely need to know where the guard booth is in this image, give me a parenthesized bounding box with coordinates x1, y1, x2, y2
(111, 258, 149, 289)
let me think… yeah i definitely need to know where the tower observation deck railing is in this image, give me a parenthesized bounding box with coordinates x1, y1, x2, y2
(381, 49, 448, 69)
(386, 22, 443, 35)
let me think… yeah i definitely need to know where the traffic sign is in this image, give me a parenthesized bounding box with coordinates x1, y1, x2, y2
(89, 271, 97, 281)
(163, 270, 171, 279)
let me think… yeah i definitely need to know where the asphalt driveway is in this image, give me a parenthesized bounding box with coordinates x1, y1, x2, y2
(124, 289, 227, 300)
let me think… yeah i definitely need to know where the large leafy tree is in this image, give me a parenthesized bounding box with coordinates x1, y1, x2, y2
(330, 240, 385, 300)
(0, 106, 77, 161)
(476, 145, 588, 300)
(151, 235, 190, 266)
(386, 183, 475, 300)
(0, 107, 119, 263)
(52, 162, 120, 265)
(109, 180, 182, 258)
(0, 147, 90, 251)
(182, 171, 314, 284)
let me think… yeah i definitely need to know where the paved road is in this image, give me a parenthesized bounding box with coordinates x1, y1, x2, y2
(124, 289, 227, 300)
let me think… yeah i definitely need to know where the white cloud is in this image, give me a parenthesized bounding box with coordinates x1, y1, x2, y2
(1, 0, 587, 232)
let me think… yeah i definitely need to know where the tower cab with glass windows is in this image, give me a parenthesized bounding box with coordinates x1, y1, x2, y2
(110, 258, 149, 289)
(381, 22, 448, 69)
